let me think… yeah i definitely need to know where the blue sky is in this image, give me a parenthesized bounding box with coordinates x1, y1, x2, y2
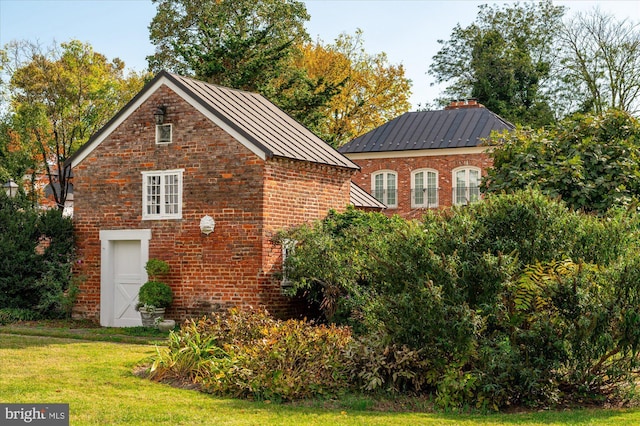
(1, 0, 638, 109)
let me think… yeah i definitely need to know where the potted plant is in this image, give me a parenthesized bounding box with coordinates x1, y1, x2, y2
(156, 318, 176, 332)
(137, 258, 173, 327)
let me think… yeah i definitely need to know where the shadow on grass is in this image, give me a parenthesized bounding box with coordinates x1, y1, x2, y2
(283, 392, 634, 424)
(0, 320, 172, 346)
(437, 408, 633, 425)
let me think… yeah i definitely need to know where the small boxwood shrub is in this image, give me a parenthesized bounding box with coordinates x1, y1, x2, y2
(145, 258, 170, 279)
(137, 281, 173, 309)
(137, 259, 172, 309)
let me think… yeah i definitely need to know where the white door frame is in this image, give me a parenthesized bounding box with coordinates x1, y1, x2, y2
(99, 229, 151, 326)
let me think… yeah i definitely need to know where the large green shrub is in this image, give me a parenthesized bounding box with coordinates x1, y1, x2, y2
(0, 193, 76, 318)
(279, 190, 640, 409)
(0, 194, 39, 310)
(144, 192, 640, 409)
(278, 207, 407, 328)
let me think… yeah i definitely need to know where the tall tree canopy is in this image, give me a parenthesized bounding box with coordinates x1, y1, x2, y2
(148, 0, 309, 90)
(560, 9, 640, 115)
(298, 31, 411, 147)
(147, 0, 410, 146)
(482, 109, 640, 215)
(1, 40, 145, 209)
(148, 0, 343, 135)
(429, 1, 565, 127)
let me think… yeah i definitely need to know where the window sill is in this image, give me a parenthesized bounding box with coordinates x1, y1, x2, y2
(141, 216, 183, 221)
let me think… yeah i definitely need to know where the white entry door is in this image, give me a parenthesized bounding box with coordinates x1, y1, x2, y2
(112, 240, 143, 327)
(100, 229, 151, 327)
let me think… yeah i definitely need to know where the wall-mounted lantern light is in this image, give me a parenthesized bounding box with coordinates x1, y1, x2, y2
(200, 215, 215, 235)
(154, 106, 166, 125)
(3, 179, 18, 198)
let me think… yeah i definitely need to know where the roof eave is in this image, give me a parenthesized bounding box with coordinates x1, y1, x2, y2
(271, 154, 360, 171)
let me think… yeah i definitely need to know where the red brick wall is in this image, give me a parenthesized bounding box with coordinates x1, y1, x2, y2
(348, 153, 492, 219)
(72, 85, 353, 322)
(259, 158, 353, 316)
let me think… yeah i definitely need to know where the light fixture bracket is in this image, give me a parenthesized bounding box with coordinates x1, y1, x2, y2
(154, 106, 166, 125)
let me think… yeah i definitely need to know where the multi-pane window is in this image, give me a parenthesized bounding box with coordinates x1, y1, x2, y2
(453, 167, 481, 205)
(142, 169, 183, 219)
(371, 170, 397, 208)
(412, 169, 438, 208)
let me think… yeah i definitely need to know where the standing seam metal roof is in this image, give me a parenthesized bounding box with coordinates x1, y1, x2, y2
(338, 108, 514, 154)
(166, 72, 359, 170)
(350, 182, 387, 209)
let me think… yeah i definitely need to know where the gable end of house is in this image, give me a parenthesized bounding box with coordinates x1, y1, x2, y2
(68, 71, 359, 172)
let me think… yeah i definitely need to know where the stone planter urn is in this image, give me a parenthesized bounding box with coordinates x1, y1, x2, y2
(157, 319, 176, 332)
(137, 259, 173, 328)
(139, 307, 165, 327)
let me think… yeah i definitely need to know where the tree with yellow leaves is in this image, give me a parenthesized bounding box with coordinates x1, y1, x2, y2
(298, 30, 412, 147)
(1, 40, 146, 209)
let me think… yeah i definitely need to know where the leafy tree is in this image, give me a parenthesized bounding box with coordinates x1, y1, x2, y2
(1, 40, 145, 209)
(429, 1, 564, 127)
(0, 113, 36, 186)
(148, 0, 344, 133)
(1, 45, 36, 187)
(482, 109, 640, 214)
(298, 30, 411, 147)
(149, 0, 309, 89)
(559, 9, 640, 115)
(259, 49, 343, 139)
(148, 1, 410, 145)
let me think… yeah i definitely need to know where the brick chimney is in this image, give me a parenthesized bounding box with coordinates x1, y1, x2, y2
(444, 98, 484, 110)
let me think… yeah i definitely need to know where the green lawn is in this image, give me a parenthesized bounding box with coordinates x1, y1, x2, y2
(1, 332, 640, 425)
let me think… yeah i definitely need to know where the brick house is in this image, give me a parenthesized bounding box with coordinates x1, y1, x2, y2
(339, 100, 514, 219)
(67, 71, 380, 326)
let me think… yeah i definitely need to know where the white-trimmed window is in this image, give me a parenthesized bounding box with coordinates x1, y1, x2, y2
(281, 239, 297, 289)
(412, 169, 438, 208)
(371, 170, 397, 208)
(156, 124, 172, 144)
(453, 167, 481, 205)
(142, 169, 183, 219)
